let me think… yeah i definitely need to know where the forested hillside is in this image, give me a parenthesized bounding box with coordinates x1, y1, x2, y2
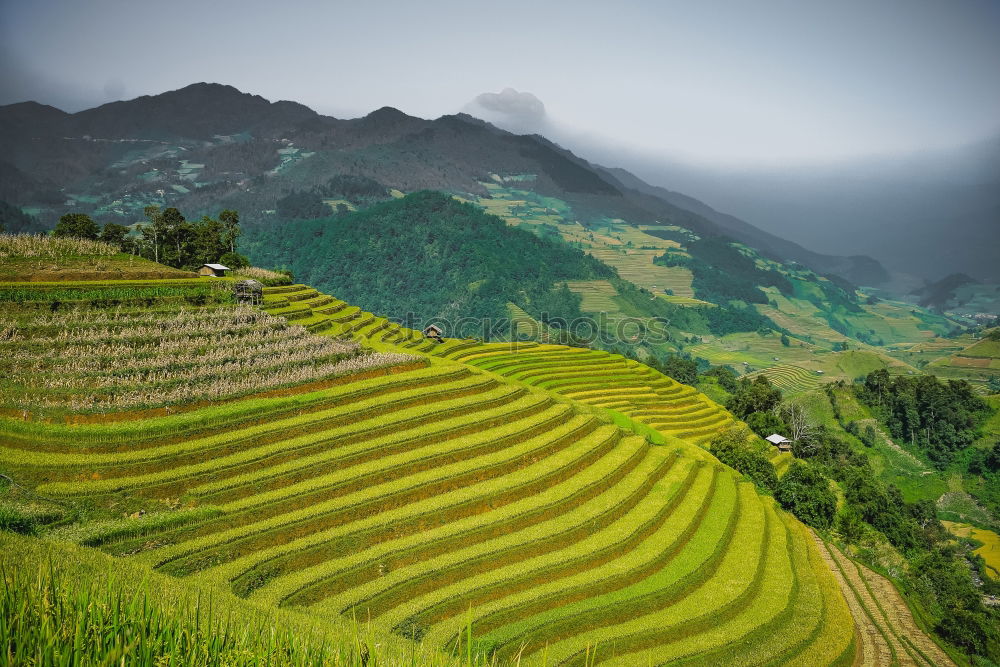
(244, 191, 614, 330)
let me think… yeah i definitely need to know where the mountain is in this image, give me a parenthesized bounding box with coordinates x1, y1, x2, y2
(610, 137, 1000, 283)
(602, 167, 890, 287)
(0, 82, 886, 287)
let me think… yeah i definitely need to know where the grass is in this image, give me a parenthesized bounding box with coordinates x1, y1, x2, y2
(0, 532, 481, 666)
(0, 237, 196, 281)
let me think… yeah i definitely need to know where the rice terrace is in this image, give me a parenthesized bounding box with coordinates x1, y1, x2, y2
(2, 5, 999, 662)
(2, 232, 985, 666)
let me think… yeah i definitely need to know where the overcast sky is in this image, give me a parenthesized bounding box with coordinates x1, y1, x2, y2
(2, 0, 998, 164)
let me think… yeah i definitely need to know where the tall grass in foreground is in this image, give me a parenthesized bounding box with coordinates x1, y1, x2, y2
(0, 535, 495, 666)
(0, 233, 119, 258)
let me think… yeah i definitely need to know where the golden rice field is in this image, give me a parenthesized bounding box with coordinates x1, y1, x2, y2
(584, 248, 697, 298)
(942, 521, 1000, 580)
(817, 539, 955, 666)
(747, 365, 824, 394)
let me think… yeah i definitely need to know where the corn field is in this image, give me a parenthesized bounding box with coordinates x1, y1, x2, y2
(1, 303, 416, 414)
(0, 233, 121, 258)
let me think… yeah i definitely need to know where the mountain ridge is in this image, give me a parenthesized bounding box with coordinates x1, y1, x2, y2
(0, 81, 887, 287)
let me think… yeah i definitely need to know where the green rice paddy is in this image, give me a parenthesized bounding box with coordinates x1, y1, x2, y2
(1, 278, 858, 664)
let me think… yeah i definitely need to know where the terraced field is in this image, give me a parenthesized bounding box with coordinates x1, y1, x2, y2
(748, 365, 823, 394)
(816, 539, 955, 667)
(436, 343, 739, 447)
(2, 278, 862, 665)
(584, 248, 697, 298)
(563, 280, 620, 313)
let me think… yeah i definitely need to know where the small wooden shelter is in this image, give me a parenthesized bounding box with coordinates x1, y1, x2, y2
(765, 433, 793, 453)
(423, 324, 444, 343)
(234, 279, 263, 305)
(199, 263, 230, 277)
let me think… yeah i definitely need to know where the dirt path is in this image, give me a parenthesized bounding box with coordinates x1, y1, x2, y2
(813, 532, 955, 666)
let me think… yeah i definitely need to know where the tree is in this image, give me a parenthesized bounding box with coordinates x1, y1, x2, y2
(836, 506, 866, 544)
(219, 251, 250, 269)
(99, 222, 129, 250)
(53, 213, 100, 240)
(142, 205, 167, 264)
(726, 375, 783, 420)
(780, 333, 790, 347)
(775, 402, 814, 443)
(702, 365, 738, 393)
(658, 355, 698, 385)
(219, 209, 240, 253)
(745, 411, 787, 439)
(710, 426, 778, 492)
(775, 462, 836, 529)
(192, 216, 227, 266)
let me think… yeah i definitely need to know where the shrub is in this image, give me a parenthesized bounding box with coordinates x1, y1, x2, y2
(219, 251, 250, 269)
(710, 427, 778, 492)
(775, 463, 836, 529)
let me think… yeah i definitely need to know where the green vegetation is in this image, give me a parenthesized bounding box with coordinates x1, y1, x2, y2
(655, 236, 792, 305)
(0, 200, 45, 234)
(1, 532, 478, 666)
(856, 369, 992, 465)
(710, 426, 778, 492)
(245, 192, 613, 332)
(775, 463, 837, 529)
(1, 269, 859, 665)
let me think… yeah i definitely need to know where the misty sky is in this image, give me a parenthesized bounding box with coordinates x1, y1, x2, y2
(2, 0, 999, 164)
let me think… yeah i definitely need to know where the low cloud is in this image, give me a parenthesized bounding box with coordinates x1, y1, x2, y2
(464, 88, 548, 134)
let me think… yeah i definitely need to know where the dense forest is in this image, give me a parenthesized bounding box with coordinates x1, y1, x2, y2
(243, 191, 615, 334)
(855, 370, 991, 465)
(0, 200, 46, 234)
(276, 175, 391, 220)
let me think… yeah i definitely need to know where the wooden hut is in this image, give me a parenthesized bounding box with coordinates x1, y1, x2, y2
(765, 433, 793, 453)
(423, 324, 444, 343)
(199, 263, 230, 277)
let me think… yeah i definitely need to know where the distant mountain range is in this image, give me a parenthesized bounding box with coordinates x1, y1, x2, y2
(0, 82, 887, 286)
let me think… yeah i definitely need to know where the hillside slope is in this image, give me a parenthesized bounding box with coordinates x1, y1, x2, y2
(1, 264, 861, 665)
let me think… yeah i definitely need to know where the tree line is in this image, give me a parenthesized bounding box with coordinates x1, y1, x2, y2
(52, 208, 248, 271)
